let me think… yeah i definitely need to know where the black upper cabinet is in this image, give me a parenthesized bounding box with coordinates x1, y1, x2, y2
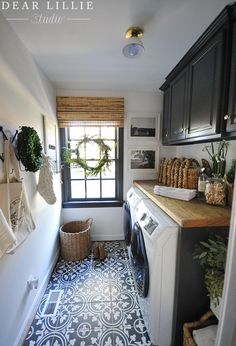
(186, 32, 223, 139)
(160, 3, 236, 145)
(169, 69, 188, 142)
(162, 89, 170, 144)
(226, 22, 236, 133)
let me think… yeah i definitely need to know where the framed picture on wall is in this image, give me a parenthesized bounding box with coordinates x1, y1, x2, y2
(42, 115, 60, 173)
(129, 115, 157, 138)
(128, 148, 157, 172)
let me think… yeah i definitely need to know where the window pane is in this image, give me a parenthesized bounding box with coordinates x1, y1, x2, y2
(87, 180, 100, 198)
(101, 127, 115, 139)
(86, 142, 100, 159)
(69, 141, 86, 159)
(105, 140, 115, 159)
(102, 161, 115, 178)
(85, 161, 100, 179)
(71, 165, 85, 179)
(85, 128, 100, 137)
(69, 127, 84, 139)
(71, 181, 85, 198)
(102, 180, 115, 198)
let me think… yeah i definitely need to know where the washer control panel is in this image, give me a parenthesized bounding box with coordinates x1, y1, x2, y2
(136, 204, 159, 236)
(143, 217, 159, 235)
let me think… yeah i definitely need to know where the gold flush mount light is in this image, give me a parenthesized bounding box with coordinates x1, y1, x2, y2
(125, 27, 144, 39)
(123, 26, 145, 58)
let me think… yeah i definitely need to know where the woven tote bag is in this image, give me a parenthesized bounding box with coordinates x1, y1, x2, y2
(0, 140, 35, 253)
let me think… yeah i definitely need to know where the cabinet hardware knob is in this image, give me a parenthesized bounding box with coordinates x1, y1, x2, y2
(224, 114, 230, 120)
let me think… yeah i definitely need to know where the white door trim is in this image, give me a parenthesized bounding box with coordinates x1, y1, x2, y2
(216, 181, 236, 346)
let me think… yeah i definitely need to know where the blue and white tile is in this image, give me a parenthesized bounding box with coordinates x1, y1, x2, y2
(109, 258, 130, 280)
(24, 241, 152, 346)
(52, 302, 113, 345)
(105, 242, 128, 261)
(75, 270, 111, 302)
(110, 270, 136, 301)
(112, 328, 152, 346)
(111, 305, 152, 346)
(24, 314, 59, 346)
(91, 258, 111, 280)
(49, 260, 92, 291)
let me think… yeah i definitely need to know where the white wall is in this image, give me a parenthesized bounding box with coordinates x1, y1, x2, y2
(57, 89, 162, 240)
(0, 14, 61, 346)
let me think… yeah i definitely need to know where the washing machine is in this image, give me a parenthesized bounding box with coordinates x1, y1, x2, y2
(123, 186, 148, 246)
(130, 198, 179, 346)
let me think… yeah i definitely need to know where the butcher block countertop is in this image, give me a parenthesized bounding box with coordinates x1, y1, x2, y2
(134, 180, 231, 228)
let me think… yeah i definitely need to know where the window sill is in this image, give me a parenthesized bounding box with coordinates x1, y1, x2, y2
(62, 200, 124, 208)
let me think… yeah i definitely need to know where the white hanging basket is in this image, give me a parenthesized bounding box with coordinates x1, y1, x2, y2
(210, 297, 222, 319)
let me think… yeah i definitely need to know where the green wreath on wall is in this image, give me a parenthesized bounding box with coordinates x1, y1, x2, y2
(63, 136, 112, 176)
(17, 126, 43, 172)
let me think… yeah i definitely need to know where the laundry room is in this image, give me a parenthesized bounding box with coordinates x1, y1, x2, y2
(0, 1, 236, 346)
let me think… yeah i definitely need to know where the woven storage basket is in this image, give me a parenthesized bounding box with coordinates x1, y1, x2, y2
(183, 310, 218, 346)
(60, 218, 92, 261)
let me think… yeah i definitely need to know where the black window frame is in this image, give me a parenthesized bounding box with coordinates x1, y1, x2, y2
(60, 127, 124, 208)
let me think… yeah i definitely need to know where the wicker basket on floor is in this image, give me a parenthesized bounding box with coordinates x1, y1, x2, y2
(60, 218, 93, 261)
(183, 310, 218, 346)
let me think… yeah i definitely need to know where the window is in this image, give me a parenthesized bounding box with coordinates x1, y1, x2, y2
(61, 126, 123, 207)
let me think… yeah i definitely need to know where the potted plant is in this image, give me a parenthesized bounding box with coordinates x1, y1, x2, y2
(193, 234, 228, 319)
(225, 160, 236, 206)
(202, 141, 230, 206)
(202, 140, 229, 178)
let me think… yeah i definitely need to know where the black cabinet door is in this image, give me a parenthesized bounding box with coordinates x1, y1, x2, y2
(186, 32, 224, 139)
(162, 89, 170, 144)
(226, 23, 236, 133)
(169, 69, 188, 142)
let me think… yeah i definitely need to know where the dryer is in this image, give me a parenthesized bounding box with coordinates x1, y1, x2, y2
(123, 186, 148, 246)
(130, 198, 179, 346)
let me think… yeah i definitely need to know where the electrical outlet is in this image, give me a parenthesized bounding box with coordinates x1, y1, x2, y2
(27, 276, 39, 290)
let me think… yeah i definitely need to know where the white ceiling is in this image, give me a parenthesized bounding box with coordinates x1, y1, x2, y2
(1, 0, 231, 92)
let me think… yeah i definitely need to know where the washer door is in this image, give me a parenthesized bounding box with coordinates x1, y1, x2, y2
(130, 222, 149, 297)
(123, 201, 132, 246)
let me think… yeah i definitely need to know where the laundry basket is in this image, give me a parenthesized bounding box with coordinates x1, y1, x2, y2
(59, 218, 93, 261)
(183, 310, 218, 346)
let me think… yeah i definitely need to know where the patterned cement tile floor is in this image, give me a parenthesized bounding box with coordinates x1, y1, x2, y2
(24, 241, 152, 346)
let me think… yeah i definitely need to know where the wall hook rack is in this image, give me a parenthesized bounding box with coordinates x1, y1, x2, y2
(11, 130, 18, 143)
(0, 127, 19, 161)
(0, 126, 8, 140)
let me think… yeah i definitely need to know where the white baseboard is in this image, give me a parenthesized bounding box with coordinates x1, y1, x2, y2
(91, 234, 125, 241)
(14, 248, 60, 346)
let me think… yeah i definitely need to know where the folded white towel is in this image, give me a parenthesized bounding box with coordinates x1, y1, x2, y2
(153, 185, 196, 201)
(193, 324, 218, 346)
(0, 208, 17, 259)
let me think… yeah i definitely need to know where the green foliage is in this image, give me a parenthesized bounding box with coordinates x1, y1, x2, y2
(202, 140, 229, 178)
(63, 136, 112, 176)
(226, 160, 236, 184)
(17, 126, 43, 172)
(193, 234, 228, 304)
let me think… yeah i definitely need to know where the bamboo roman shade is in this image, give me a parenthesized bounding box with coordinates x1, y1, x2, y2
(57, 97, 124, 128)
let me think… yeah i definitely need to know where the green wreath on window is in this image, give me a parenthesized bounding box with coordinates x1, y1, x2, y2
(63, 136, 112, 176)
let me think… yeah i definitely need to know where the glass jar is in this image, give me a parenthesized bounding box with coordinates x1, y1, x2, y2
(205, 177, 226, 206)
(197, 168, 208, 201)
